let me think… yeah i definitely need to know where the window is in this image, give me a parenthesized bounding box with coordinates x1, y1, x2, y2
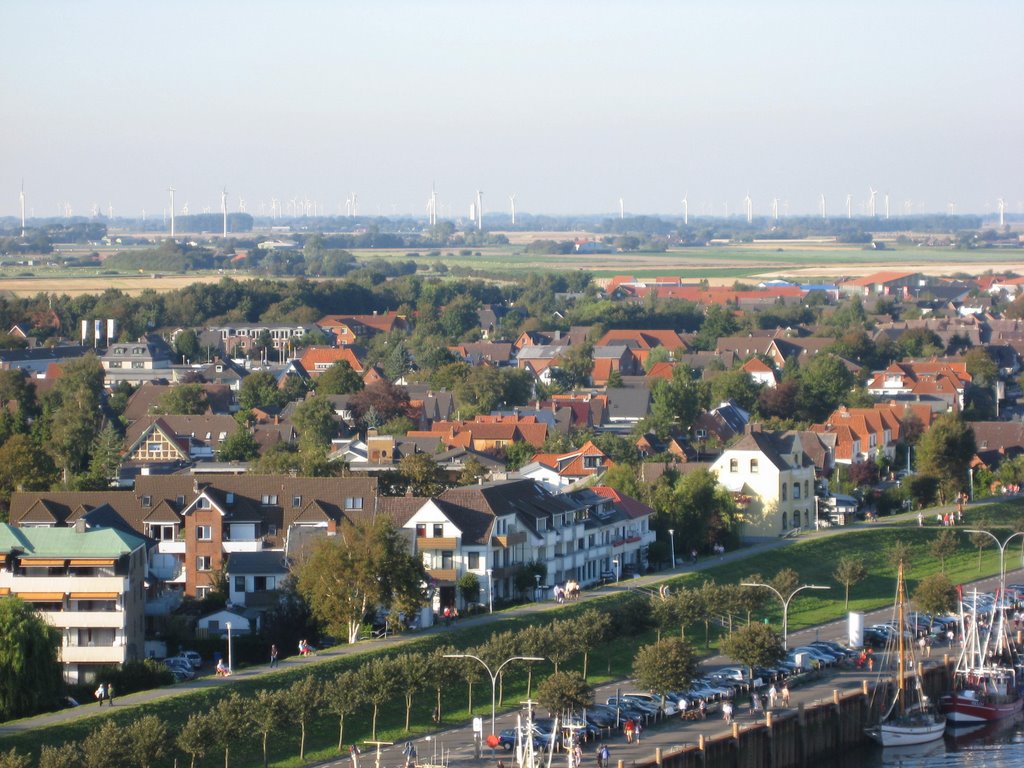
(176, 495, 185, 506)
(292, 496, 302, 508)
(416, 524, 426, 538)
(196, 525, 212, 541)
(441, 551, 453, 569)
(147, 442, 161, 453)
(782, 484, 787, 501)
(345, 497, 363, 510)
(234, 576, 245, 593)
(260, 494, 278, 505)
(268, 525, 277, 536)
(196, 555, 212, 571)
(197, 497, 210, 510)
(468, 552, 480, 570)
(132, 361, 144, 369)
(804, 480, 809, 498)
(729, 458, 738, 472)
(781, 512, 788, 530)
(142, 495, 152, 507)
(750, 458, 759, 473)
(793, 483, 801, 500)
(433, 524, 444, 537)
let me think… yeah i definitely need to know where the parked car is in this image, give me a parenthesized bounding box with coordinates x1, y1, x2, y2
(607, 696, 659, 717)
(861, 628, 889, 648)
(792, 646, 840, 664)
(622, 693, 678, 715)
(164, 658, 195, 679)
(497, 728, 545, 752)
(711, 667, 747, 681)
(173, 650, 203, 669)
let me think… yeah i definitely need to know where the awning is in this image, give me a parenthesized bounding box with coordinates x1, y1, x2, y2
(0, 587, 9, 596)
(19, 592, 65, 601)
(69, 559, 116, 566)
(20, 558, 66, 566)
(69, 592, 119, 600)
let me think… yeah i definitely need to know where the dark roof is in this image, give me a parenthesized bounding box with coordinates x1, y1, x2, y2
(726, 429, 814, 471)
(226, 551, 289, 576)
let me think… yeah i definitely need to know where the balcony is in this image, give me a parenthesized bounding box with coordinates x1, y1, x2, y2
(1, 576, 127, 595)
(427, 568, 457, 584)
(222, 540, 264, 553)
(157, 540, 185, 555)
(491, 531, 527, 548)
(417, 537, 458, 550)
(43, 611, 126, 629)
(60, 645, 127, 664)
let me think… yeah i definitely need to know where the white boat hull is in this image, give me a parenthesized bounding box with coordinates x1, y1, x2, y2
(868, 717, 947, 747)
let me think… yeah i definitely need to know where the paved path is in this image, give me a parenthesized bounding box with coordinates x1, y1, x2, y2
(0, 492, 1016, 742)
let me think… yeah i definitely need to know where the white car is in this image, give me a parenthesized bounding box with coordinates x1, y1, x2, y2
(175, 651, 203, 669)
(624, 693, 678, 715)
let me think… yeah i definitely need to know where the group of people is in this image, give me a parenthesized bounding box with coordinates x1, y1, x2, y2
(553, 580, 581, 604)
(442, 606, 460, 626)
(594, 744, 610, 768)
(622, 718, 642, 744)
(94, 683, 114, 706)
(298, 639, 316, 656)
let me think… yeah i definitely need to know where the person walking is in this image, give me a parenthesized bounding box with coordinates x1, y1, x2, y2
(623, 718, 635, 744)
(768, 684, 778, 709)
(781, 684, 791, 708)
(270, 644, 279, 668)
(95, 683, 106, 707)
(106, 683, 114, 706)
(751, 692, 762, 718)
(599, 745, 609, 768)
(722, 701, 733, 723)
(350, 743, 360, 768)
(634, 720, 642, 744)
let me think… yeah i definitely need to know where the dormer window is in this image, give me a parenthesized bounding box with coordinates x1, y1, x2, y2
(142, 495, 152, 507)
(197, 497, 210, 510)
(292, 496, 302, 508)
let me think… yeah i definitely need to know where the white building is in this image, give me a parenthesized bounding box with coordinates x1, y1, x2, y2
(710, 426, 817, 539)
(0, 521, 148, 683)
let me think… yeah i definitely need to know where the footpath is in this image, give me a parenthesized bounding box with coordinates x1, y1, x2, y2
(0, 493, 1012, 748)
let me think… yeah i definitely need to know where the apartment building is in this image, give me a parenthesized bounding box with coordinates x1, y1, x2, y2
(0, 521, 147, 683)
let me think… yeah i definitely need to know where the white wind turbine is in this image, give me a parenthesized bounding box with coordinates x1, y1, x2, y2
(819, 193, 827, 219)
(681, 193, 689, 225)
(771, 197, 779, 222)
(867, 187, 877, 218)
(475, 190, 483, 230)
(619, 197, 624, 220)
(948, 201, 956, 216)
(221, 187, 228, 237)
(19, 180, 26, 237)
(884, 193, 890, 219)
(845, 193, 852, 219)
(168, 187, 176, 237)
(509, 194, 516, 225)
(998, 198, 1006, 227)
(743, 193, 752, 224)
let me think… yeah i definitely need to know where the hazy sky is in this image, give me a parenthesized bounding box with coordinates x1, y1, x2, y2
(3, 1, 1022, 219)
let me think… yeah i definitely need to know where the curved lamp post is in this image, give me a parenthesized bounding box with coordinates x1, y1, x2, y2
(443, 653, 544, 734)
(964, 529, 1024, 582)
(740, 581, 830, 650)
(668, 529, 676, 569)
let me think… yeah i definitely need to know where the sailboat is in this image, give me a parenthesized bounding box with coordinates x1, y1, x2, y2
(938, 585, 1023, 723)
(865, 562, 946, 746)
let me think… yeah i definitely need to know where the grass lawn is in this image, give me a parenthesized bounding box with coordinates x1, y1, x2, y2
(5, 499, 1024, 766)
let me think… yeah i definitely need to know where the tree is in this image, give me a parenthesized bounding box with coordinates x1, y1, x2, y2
(324, 669, 363, 751)
(316, 360, 365, 395)
(710, 368, 763, 413)
(916, 413, 976, 504)
(644, 366, 703, 438)
(358, 657, 401, 739)
(720, 622, 785, 679)
(886, 540, 914, 573)
(0, 750, 31, 768)
(394, 652, 427, 732)
(126, 715, 169, 768)
(398, 452, 447, 497)
(695, 304, 738, 350)
(87, 424, 123, 487)
(210, 692, 248, 768)
(217, 426, 261, 462)
(631, 638, 700, 710)
(573, 609, 612, 680)
(293, 395, 338, 452)
(45, 355, 105, 483)
(795, 355, 855, 422)
(81, 720, 129, 768)
(349, 380, 411, 428)
(155, 383, 208, 415)
(913, 572, 958, 617)
(177, 712, 216, 768)
(238, 371, 285, 411)
(695, 580, 722, 647)
(771, 568, 800, 600)
(296, 518, 427, 643)
(284, 675, 325, 760)
(536, 670, 593, 714)
(38, 743, 82, 768)
(247, 688, 287, 768)
(457, 455, 489, 486)
(969, 528, 990, 571)
(0, 597, 62, 720)
(173, 329, 201, 361)
(457, 572, 481, 605)
(964, 347, 998, 386)
(833, 556, 868, 608)
(930, 528, 960, 574)
(555, 340, 595, 389)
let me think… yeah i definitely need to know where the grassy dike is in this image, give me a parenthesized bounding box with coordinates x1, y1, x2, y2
(4, 498, 1023, 766)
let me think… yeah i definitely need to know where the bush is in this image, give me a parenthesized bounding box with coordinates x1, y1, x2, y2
(89, 659, 175, 696)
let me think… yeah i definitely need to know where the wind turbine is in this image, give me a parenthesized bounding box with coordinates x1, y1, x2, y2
(475, 190, 483, 230)
(998, 198, 1006, 227)
(904, 199, 913, 216)
(19, 180, 25, 237)
(868, 187, 877, 218)
(771, 197, 779, 222)
(884, 193, 890, 220)
(743, 193, 752, 224)
(845, 193, 852, 219)
(168, 187, 176, 237)
(619, 197, 624, 220)
(681, 193, 688, 225)
(819, 193, 827, 220)
(221, 187, 228, 237)
(509, 194, 516, 226)
(948, 201, 956, 216)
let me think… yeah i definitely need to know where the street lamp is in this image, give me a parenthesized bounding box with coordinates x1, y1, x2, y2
(225, 622, 233, 673)
(443, 653, 544, 734)
(668, 529, 676, 569)
(612, 558, 620, 583)
(534, 573, 541, 602)
(486, 568, 493, 614)
(965, 529, 1024, 583)
(740, 581, 830, 650)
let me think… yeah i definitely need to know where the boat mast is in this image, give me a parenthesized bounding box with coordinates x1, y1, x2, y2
(896, 561, 907, 715)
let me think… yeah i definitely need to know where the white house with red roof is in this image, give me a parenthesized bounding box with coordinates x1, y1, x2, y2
(741, 357, 778, 388)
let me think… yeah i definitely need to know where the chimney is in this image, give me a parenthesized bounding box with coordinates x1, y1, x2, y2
(74, 518, 87, 534)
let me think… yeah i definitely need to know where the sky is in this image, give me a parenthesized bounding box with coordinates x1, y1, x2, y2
(2, 0, 1022, 220)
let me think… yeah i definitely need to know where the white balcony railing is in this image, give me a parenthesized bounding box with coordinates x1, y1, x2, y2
(43, 611, 126, 629)
(60, 645, 127, 664)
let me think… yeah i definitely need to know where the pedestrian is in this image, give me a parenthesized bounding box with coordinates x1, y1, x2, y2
(698, 699, 707, 719)
(690, 548, 698, 564)
(634, 720, 642, 744)
(679, 697, 688, 718)
(95, 682, 106, 707)
(722, 701, 733, 723)
(270, 643, 278, 668)
(432, 706, 440, 723)
(106, 683, 114, 706)
(781, 684, 791, 708)
(624, 718, 635, 743)
(917, 511, 923, 527)
(350, 743, 360, 768)
(443, 606, 451, 627)
(403, 741, 417, 768)
(595, 746, 604, 768)
(768, 684, 778, 709)
(601, 746, 609, 768)
(751, 692, 762, 718)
